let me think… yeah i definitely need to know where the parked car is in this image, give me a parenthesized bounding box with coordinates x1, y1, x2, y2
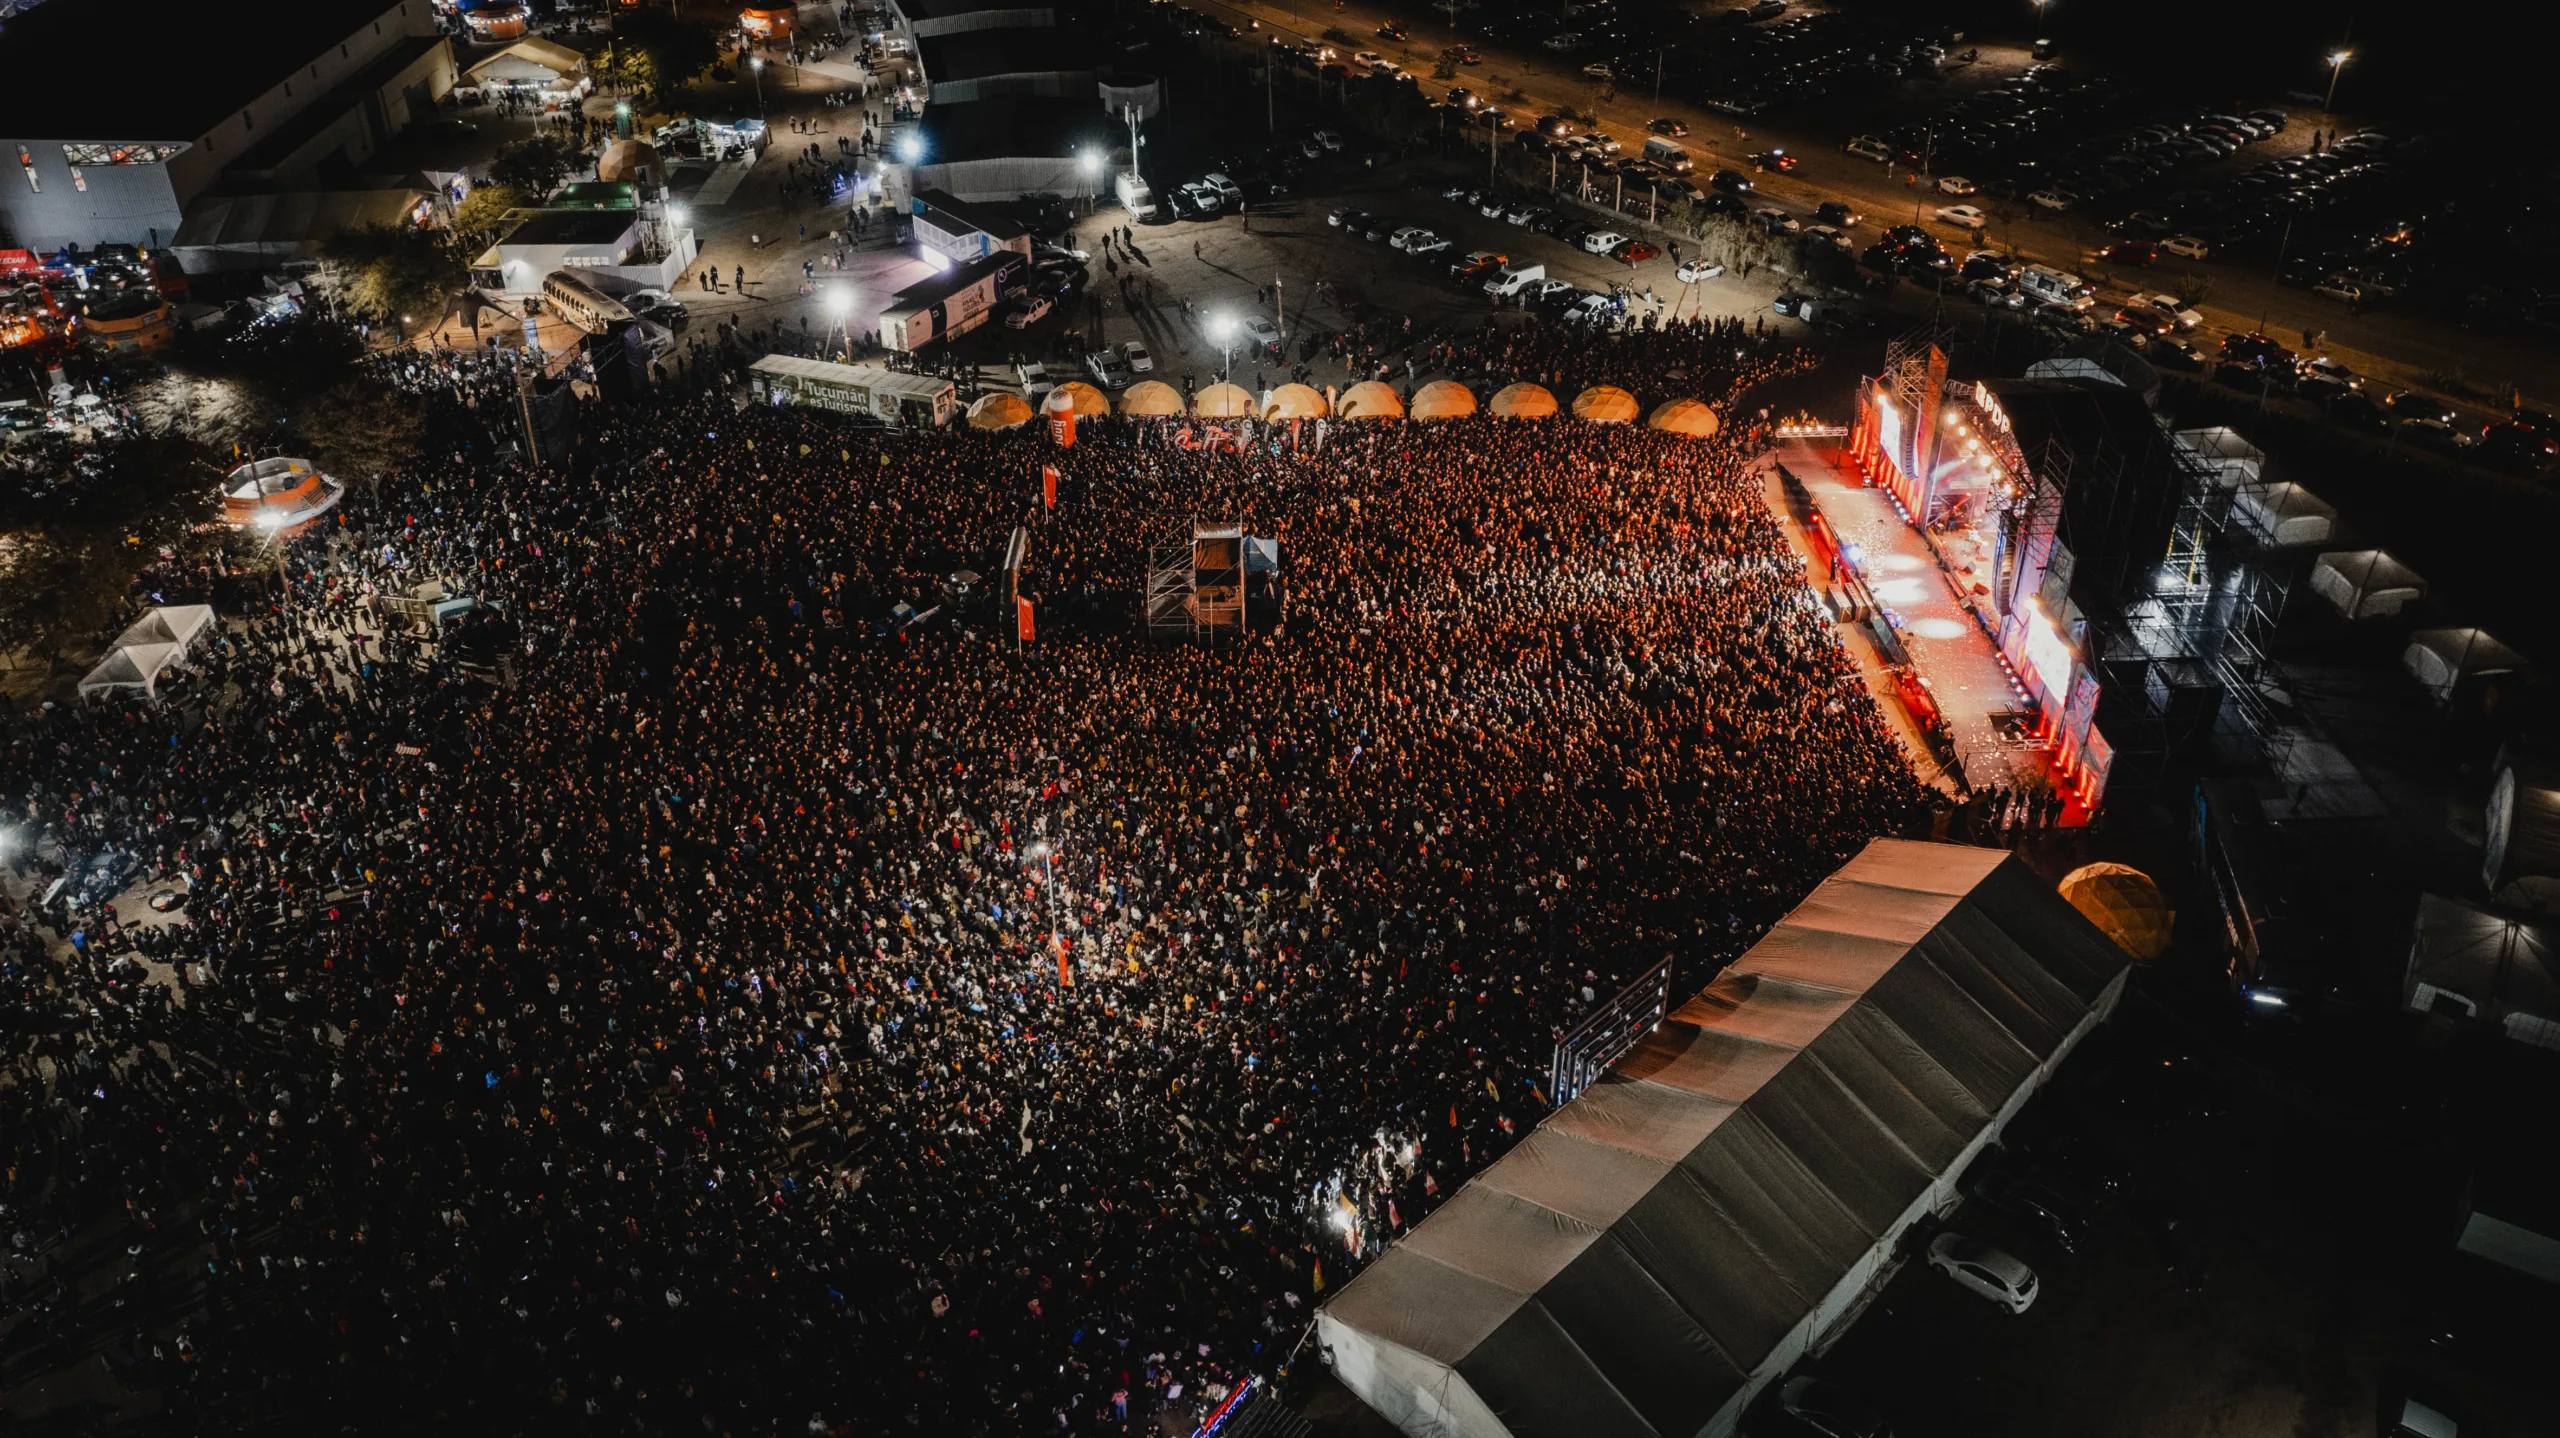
(1753, 207, 1801, 234)
(1236, 314, 1284, 358)
(2160, 234, 2212, 260)
(1003, 296, 1053, 329)
(2027, 189, 2072, 210)
(1119, 339, 1154, 373)
(1328, 205, 1367, 228)
(1676, 258, 1725, 282)
(1083, 348, 1135, 388)
(2131, 293, 2203, 329)
(1965, 1167, 2090, 1254)
(1612, 239, 1659, 264)
(1934, 175, 1977, 195)
(1926, 1233, 2038, 1312)
(2311, 277, 2368, 305)
(1404, 231, 1453, 255)
(1772, 1375, 1893, 1438)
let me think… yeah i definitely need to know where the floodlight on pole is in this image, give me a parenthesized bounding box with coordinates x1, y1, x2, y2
(750, 56, 766, 119)
(2323, 49, 2351, 113)
(1210, 313, 1236, 380)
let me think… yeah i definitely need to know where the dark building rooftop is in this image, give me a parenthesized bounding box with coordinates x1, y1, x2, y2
(884, 251, 1012, 311)
(912, 96, 1112, 164)
(917, 28, 1093, 84)
(0, 0, 406, 139)
(898, 0, 1055, 21)
(910, 188, 1027, 242)
(500, 209, 638, 247)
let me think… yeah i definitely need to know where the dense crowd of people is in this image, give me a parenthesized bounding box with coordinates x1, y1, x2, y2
(1, 329, 1926, 1435)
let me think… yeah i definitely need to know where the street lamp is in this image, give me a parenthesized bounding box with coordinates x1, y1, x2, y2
(750, 56, 766, 119)
(1078, 147, 1102, 212)
(2031, 0, 2049, 43)
(1209, 313, 1236, 380)
(896, 132, 924, 164)
(822, 283, 854, 355)
(2323, 49, 2351, 114)
(614, 100, 632, 140)
(255, 509, 292, 606)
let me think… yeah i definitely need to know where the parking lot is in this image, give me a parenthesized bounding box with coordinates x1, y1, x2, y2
(1754, 987, 2555, 1438)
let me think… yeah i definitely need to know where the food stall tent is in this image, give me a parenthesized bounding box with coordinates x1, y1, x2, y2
(76, 605, 215, 701)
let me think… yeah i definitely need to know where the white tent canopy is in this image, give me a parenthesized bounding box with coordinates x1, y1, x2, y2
(2405, 894, 2560, 1049)
(2233, 481, 2336, 548)
(2174, 426, 2266, 489)
(1316, 840, 2130, 1438)
(2309, 549, 2427, 620)
(2404, 628, 2529, 704)
(77, 605, 216, 700)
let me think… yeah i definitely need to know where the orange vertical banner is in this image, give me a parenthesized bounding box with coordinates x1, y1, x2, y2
(1016, 595, 1035, 644)
(1054, 932, 1072, 985)
(1042, 464, 1058, 509)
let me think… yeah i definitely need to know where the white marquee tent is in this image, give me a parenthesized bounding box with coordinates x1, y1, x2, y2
(2233, 481, 2336, 548)
(2310, 549, 2427, 620)
(1315, 840, 2130, 1438)
(77, 605, 216, 701)
(2404, 894, 2560, 1049)
(2403, 628, 2529, 705)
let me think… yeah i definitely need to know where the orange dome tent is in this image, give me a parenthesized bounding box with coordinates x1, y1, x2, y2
(1409, 380, 1478, 421)
(1646, 397, 1721, 438)
(1572, 385, 1639, 423)
(1194, 382, 1254, 418)
(1488, 382, 1557, 419)
(967, 392, 1035, 430)
(1337, 381, 1405, 420)
(1051, 381, 1112, 419)
(595, 139, 665, 187)
(1116, 380, 1184, 417)
(2058, 862, 2174, 961)
(1258, 382, 1329, 420)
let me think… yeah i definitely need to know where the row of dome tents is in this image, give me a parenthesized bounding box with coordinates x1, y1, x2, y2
(964, 381, 1721, 434)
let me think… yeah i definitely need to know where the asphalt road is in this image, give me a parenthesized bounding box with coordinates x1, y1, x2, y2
(1185, 0, 2555, 426)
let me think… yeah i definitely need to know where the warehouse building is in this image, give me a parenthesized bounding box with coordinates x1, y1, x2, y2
(1316, 839, 2130, 1438)
(0, 0, 455, 257)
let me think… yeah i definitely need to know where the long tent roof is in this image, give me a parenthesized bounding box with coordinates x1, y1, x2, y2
(1317, 839, 2128, 1438)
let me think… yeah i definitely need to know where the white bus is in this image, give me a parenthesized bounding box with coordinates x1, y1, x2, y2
(541, 270, 635, 336)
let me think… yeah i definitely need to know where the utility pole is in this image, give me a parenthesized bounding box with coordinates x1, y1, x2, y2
(1653, 48, 1666, 105)
(1911, 124, 1934, 225)
(1486, 110, 1496, 187)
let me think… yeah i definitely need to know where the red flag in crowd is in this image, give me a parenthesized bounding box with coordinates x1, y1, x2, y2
(1016, 596, 1035, 644)
(1042, 464, 1058, 509)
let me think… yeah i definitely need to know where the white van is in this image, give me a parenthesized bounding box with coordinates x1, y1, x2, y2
(1641, 136, 1692, 172)
(1846, 135, 1893, 163)
(2018, 264, 2093, 310)
(1114, 172, 1157, 221)
(1484, 261, 1547, 298)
